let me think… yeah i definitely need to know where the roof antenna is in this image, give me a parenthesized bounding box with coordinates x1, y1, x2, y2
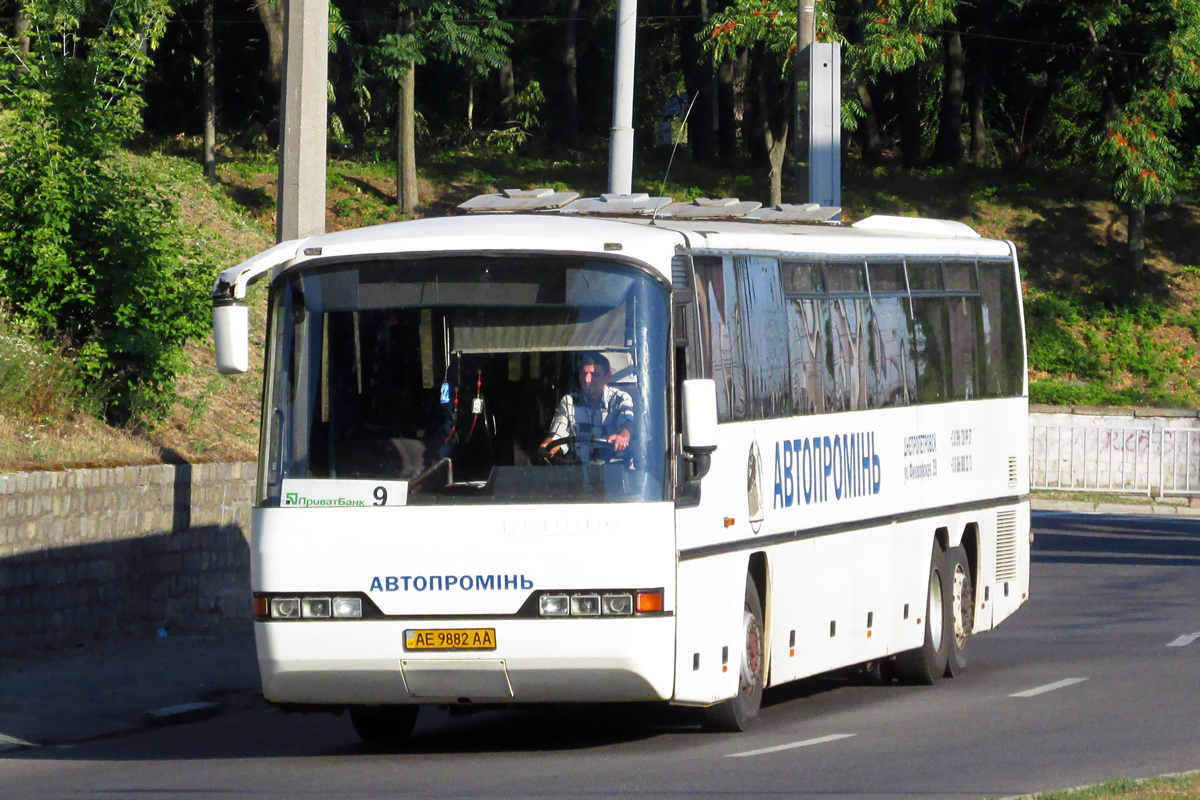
(651, 92, 699, 226)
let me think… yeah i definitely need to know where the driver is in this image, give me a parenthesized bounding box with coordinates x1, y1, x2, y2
(540, 352, 634, 461)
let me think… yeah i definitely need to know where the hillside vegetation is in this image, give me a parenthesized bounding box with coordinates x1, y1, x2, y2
(0, 142, 1198, 471)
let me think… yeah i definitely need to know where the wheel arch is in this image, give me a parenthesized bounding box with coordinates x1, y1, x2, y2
(934, 526, 950, 553)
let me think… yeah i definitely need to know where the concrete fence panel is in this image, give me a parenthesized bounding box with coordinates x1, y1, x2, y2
(1030, 406, 1200, 497)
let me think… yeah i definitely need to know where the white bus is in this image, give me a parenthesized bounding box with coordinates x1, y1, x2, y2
(211, 193, 1030, 741)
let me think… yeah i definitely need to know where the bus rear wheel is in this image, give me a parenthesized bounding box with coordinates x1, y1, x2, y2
(944, 546, 974, 678)
(349, 705, 419, 745)
(893, 541, 949, 685)
(704, 575, 765, 732)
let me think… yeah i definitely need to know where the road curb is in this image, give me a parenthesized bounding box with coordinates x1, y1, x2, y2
(995, 768, 1200, 799)
(1031, 498, 1200, 517)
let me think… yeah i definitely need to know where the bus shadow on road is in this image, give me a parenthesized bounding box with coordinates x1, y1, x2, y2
(349, 703, 704, 755)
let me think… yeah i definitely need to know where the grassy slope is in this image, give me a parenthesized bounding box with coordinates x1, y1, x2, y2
(1, 142, 1197, 471)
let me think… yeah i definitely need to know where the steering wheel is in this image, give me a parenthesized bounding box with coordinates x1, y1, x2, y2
(540, 436, 627, 466)
(540, 436, 579, 466)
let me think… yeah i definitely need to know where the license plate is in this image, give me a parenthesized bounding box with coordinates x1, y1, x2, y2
(404, 628, 497, 651)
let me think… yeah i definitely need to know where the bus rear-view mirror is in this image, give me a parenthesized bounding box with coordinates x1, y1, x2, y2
(213, 301, 249, 374)
(682, 379, 718, 481)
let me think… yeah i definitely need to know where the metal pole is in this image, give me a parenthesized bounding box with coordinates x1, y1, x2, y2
(608, 0, 637, 195)
(276, 0, 328, 242)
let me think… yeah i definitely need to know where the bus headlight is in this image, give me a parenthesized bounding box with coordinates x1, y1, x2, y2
(570, 594, 601, 616)
(259, 593, 368, 620)
(602, 594, 633, 615)
(271, 598, 301, 619)
(535, 590, 651, 616)
(539, 594, 570, 616)
(333, 597, 363, 618)
(301, 597, 332, 618)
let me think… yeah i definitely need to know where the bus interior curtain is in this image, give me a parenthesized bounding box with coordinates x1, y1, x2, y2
(450, 305, 626, 354)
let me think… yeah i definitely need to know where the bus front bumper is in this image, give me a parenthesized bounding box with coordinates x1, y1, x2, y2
(256, 616, 676, 705)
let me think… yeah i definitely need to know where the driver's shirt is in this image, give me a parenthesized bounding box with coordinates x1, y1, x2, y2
(547, 385, 634, 459)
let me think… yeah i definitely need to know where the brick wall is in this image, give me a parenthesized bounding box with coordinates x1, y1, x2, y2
(0, 463, 256, 654)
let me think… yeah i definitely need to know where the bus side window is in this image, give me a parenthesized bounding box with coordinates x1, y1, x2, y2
(825, 262, 868, 412)
(907, 261, 951, 404)
(695, 257, 747, 422)
(866, 261, 911, 408)
(978, 261, 1025, 397)
(736, 256, 793, 420)
(945, 262, 981, 401)
(782, 260, 827, 415)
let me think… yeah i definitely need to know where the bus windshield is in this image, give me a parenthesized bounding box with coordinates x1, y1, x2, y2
(259, 255, 670, 506)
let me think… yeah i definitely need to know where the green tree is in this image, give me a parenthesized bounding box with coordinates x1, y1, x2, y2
(703, 0, 798, 205)
(379, 0, 511, 214)
(1069, 0, 1200, 272)
(703, 0, 955, 199)
(0, 0, 211, 423)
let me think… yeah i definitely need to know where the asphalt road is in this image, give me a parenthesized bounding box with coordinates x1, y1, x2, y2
(2, 511, 1198, 800)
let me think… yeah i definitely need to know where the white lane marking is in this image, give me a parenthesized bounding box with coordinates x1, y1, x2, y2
(1010, 678, 1088, 698)
(1167, 632, 1200, 647)
(727, 733, 856, 758)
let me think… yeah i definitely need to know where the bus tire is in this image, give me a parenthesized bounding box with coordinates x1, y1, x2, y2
(349, 705, 419, 745)
(944, 546, 974, 678)
(894, 541, 949, 685)
(703, 575, 765, 732)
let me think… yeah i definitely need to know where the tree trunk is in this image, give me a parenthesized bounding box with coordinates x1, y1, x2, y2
(561, 0, 580, 146)
(855, 82, 883, 163)
(967, 58, 987, 163)
(467, 76, 475, 129)
(255, 0, 285, 89)
(743, 48, 767, 164)
(932, 24, 965, 166)
(749, 44, 789, 206)
(717, 59, 738, 160)
(203, 0, 217, 183)
(896, 65, 922, 168)
(397, 56, 418, 214)
(678, 0, 716, 163)
(499, 59, 516, 124)
(767, 135, 787, 207)
(1127, 202, 1145, 273)
(1015, 86, 1056, 168)
(15, 0, 31, 54)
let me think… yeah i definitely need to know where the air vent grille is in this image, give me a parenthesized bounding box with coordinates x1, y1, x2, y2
(671, 255, 692, 290)
(995, 510, 1018, 581)
(1008, 456, 1019, 488)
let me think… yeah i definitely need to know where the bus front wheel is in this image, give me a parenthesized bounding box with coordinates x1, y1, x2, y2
(349, 705, 419, 745)
(704, 575, 765, 732)
(943, 546, 973, 677)
(893, 542, 949, 685)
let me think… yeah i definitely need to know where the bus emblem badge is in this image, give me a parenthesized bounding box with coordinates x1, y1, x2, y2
(747, 441, 765, 534)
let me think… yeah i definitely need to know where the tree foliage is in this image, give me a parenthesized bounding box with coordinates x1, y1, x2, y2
(1072, 0, 1200, 208)
(2, 0, 1200, 432)
(0, 0, 211, 423)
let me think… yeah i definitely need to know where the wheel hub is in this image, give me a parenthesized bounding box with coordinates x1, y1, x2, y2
(740, 608, 763, 696)
(952, 565, 968, 647)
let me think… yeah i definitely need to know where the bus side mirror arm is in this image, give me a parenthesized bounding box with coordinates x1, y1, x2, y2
(210, 237, 311, 375)
(683, 445, 715, 481)
(681, 379, 719, 483)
